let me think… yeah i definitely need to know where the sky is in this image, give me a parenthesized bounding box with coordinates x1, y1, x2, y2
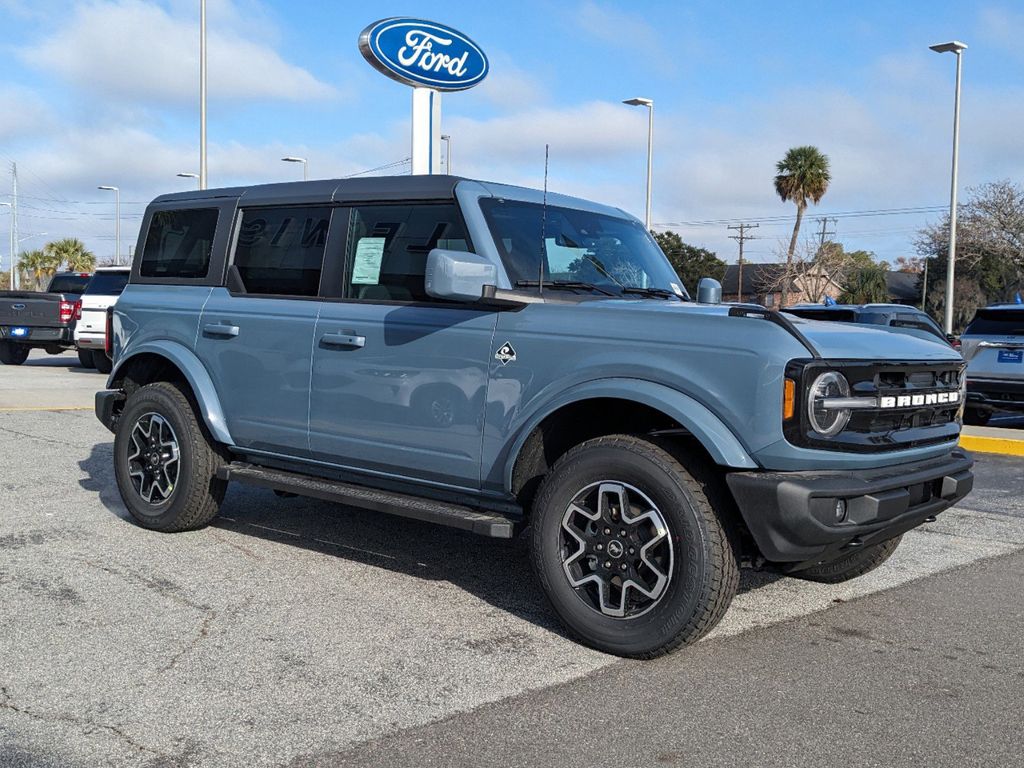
(0, 0, 1022, 270)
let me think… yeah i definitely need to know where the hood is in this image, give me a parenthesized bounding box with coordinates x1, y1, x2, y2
(786, 314, 960, 362)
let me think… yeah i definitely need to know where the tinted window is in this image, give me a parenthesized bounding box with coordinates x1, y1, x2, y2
(233, 207, 331, 296)
(964, 309, 1024, 336)
(479, 198, 681, 294)
(83, 271, 130, 296)
(140, 208, 219, 279)
(784, 308, 858, 322)
(341, 204, 469, 301)
(890, 313, 947, 342)
(47, 274, 91, 294)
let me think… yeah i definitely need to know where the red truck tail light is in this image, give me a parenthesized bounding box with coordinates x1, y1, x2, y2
(74, 300, 83, 321)
(105, 306, 114, 358)
(59, 299, 78, 323)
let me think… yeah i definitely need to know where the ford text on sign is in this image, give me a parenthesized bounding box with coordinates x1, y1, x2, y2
(359, 18, 489, 91)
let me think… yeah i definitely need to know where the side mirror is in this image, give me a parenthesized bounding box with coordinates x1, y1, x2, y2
(425, 248, 498, 303)
(696, 277, 722, 304)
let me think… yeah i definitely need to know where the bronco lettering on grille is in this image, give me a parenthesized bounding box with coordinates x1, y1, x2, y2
(878, 391, 960, 409)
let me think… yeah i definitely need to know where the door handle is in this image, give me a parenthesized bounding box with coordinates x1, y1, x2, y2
(320, 331, 366, 349)
(203, 322, 240, 338)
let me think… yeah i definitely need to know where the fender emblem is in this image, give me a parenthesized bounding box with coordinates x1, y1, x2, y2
(494, 342, 517, 366)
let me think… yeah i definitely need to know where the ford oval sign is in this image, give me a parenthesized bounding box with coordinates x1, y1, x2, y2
(359, 18, 489, 91)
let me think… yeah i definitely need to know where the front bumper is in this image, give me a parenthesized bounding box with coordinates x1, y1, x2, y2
(967, 378, 1024, 412)
(726, 449, 974, 571)
(96, 389, 125, 433)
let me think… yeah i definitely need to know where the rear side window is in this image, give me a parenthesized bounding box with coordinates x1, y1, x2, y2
(232, 206, 331, 296)
(783, 308, 858, 323)
(83, 271, 130, 296)
(48, 274, 91, 294)
(964, 309, 1024, 336)
(890, 313, 947, 342)
(340, 204, 469, 301)
(140, 208, 219, 279)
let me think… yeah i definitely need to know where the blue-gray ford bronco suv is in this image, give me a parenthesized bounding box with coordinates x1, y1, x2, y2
(96, 176, 973, 658)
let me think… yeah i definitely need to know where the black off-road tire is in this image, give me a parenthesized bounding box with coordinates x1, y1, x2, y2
(93, 351, 113, 374)
(77, 349, 96, 368)
(793, 535, 903, 584)
(531, 435, 739, 658)
(0, 341, 30, 365)
(964, 408, 991, 427)
(114, 381, 227, 532)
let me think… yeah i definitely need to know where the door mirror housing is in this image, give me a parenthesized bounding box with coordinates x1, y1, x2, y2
(425, 248, 499, 303)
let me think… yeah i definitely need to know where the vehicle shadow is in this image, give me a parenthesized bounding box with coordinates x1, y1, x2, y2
(77, 442, 782, 640)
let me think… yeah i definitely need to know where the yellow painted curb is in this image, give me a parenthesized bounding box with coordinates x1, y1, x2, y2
(960, 434, 1024, 457)
(0, 406, 93, 412)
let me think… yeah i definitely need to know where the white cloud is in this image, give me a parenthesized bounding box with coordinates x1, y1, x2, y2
(0, 85, 55, 142)
(576, 1, 674, 72)
(20, 0, 337, 105)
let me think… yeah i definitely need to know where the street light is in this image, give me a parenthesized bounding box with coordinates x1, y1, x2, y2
(282, 156, 308, 181)
(623, 97, 654, 231)
(441, 134, 452, 174)
(177, 172, 201, 188)
(200, 0, 207, 190)
(97, 185, 120, 265)
(930, 40, 967, 334)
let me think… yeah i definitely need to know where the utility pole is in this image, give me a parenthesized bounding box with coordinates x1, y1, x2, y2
(815, 216, 837, 251)
(199, 0, 207, 190)
(728, 223, 759, 303)
(11, 162, 18, 290)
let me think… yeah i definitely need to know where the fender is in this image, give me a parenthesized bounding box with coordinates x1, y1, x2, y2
(503, 377, 758, 490)
(109, 339, 234, 446)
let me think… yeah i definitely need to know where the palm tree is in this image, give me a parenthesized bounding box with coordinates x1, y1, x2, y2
(45, 238, 96, 273)
(17, 249, 60, 290)
(840, 264, 889, 304)
(774, 146, 831, 306)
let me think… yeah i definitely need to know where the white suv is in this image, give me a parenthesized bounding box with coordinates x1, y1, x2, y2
(961, 303, 1024, 424)
(74, 266, 130, 373)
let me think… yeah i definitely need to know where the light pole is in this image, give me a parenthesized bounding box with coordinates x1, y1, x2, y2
(441, 134, 451, 174)
(623, 97, 654, 231)
(282, 156, 308, 181)
(930, 40, 967, 334)
(177, 172, 201, 188)
(200, 0, 207, 190)
(98, 186, 120, 265)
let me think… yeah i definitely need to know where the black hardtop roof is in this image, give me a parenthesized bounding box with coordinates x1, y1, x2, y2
(152, 175, 466, 206)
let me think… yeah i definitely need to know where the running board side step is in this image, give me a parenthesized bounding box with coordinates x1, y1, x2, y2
(217, 462, 517, 539)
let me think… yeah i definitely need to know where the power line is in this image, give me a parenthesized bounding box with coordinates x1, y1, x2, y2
(655, 204, 948, 229)
(728, 222, 759, 303)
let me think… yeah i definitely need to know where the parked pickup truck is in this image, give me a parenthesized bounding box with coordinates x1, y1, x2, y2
(0, 272, 92, 365)
(75, 266, 130, 374)
(95, 176, 973, 658)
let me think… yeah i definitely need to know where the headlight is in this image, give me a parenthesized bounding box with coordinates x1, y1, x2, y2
(807, 371, 851, 437)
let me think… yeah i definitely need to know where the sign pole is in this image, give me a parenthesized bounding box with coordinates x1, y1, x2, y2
(411, 87, 442, 175)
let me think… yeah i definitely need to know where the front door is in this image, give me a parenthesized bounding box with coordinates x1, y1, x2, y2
(195, 205, 333, 456)
(308, 203, 497, 490)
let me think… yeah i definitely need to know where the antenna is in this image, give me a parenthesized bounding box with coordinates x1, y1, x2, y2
(539, 144, 549, 296)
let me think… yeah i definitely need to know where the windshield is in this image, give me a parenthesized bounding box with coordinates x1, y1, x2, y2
(47, 274, 91, 295)
(83, 271, 130, 296)
(479, 198, 685, 298)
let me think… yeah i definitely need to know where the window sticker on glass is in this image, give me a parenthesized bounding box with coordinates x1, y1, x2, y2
(352, 237, 386, 284)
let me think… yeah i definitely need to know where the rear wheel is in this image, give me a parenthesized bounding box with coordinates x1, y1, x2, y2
(114, 382, 226, 532)
(93, 351, 113, 374)
(530, 435, 739, 658)
(792, 535, 903, 584)
(77, 349, 96, 368)
(0, 341, 30, 365)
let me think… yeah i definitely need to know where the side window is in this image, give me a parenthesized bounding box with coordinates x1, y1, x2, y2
(341, 204, 469, 301)
(140, 208, 219, 279)
(232, 206, 331, 296)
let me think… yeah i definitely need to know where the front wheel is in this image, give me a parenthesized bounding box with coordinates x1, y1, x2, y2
(113, 382, 226, 532)
(0, 341, 30, 365)
(531, 435, 739, 658)
(792, 535, 902, 584)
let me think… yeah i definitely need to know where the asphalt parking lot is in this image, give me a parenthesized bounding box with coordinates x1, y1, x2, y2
(2, 350, 1024, 767)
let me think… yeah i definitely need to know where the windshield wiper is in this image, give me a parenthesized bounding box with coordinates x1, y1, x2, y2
(621, 286, 682, 300)
(515, 280, 617, 297)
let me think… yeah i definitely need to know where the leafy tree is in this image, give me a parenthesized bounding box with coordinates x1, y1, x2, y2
(839, 263, 889, 304)
(45, 238, 96, 273)
(17, 249, 61, 290)
(774, 146, 831, 306)
(0, 270, 9, 290)
(916, 180, 1024, 330)
(651, 230, 726, 296)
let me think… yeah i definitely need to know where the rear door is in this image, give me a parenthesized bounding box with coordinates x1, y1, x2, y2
(962, 308, 1024, 381)
(308, 202, 497, 490)
(195, 205, 333, 457)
